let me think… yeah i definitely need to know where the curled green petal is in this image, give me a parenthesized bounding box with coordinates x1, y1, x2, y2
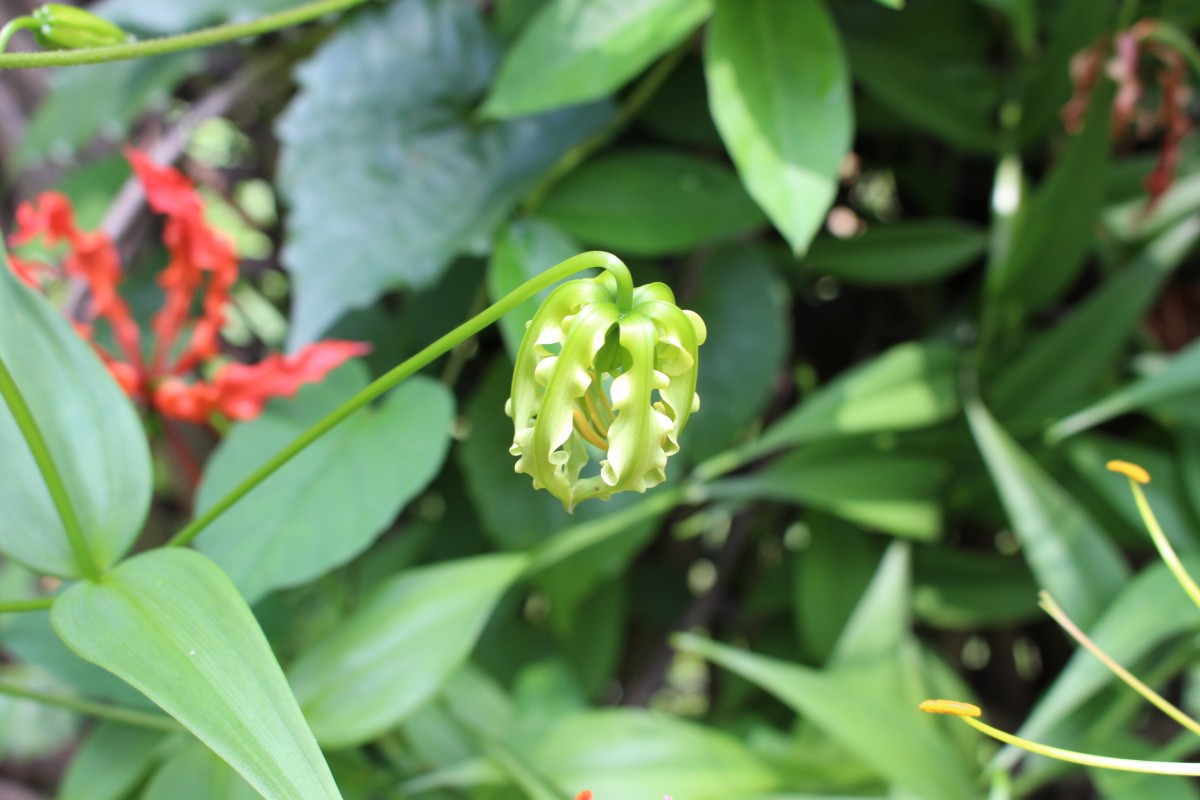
(507, 265, 706, 510)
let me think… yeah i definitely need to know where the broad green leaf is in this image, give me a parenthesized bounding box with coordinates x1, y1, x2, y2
(754, 340, 959, 455)
(488, 219, 582, 358)
(912, 546, 1039, 630)
(711, 439, 949, 540)
(51, 549, 341, 800)
(683, 246, 787, 462)
(802, 220, 986, 285)
(195, 363, 454, 604)
(539, 150, 766, 256)
(675, 635, 977, 800)
(15, 54, 196, 167)
(141, 742, 259, 800)
(706, 0, 853, 254)
(1003, 556, 1200, 770)
(0, 257, 151, 577)
(483, 0, 712, 118)
(987, 80, 1112, 311)
(525, 709, 778, 799)
(1049, 339, 1200, 442)
(289, 554, 527, 748)
(830, 542, 911, 665)
(965, 398, 1127, 627)
(277, 0, 611, 346)
(989, 217, 1200, 421)
(58, 722, 173, 800)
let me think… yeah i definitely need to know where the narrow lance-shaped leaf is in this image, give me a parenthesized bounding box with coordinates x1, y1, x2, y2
(51, 549, 342, 800)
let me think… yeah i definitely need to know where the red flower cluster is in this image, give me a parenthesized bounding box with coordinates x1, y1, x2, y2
(9, 149, 368, 424)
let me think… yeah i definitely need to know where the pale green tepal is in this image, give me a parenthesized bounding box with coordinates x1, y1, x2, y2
(507, 271, 706, 510)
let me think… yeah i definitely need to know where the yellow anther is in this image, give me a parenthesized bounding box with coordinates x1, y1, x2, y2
(919, 699, 982, 717)
(1106, 460, 1151, 484)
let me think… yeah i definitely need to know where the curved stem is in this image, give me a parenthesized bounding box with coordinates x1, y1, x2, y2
(0, 352, 100, 580)
(168, 251, 632, 548)
(0, 0, 369, 70)
(0, 680, 177, 731)
(0, 17, 39, 54)
(0, 597, 54, 614)
(1129, 479, 1200, 610)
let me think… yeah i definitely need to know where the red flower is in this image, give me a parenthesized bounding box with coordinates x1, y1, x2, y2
(9, 150, 368, 424)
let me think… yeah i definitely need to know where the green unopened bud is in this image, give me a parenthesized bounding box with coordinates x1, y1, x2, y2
(32, 4, 130, 50)
(506, 272, 706, 510)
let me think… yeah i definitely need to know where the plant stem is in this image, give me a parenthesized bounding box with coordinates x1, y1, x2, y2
(0, 597, 54, 614)
(167, 251, 634, 548)
(521, 41, 689, 215)
(0, 17, 39, 54)
(0, 0, 368, 70)
(0, 351, 100, 580)
(0, 680, 178, 731)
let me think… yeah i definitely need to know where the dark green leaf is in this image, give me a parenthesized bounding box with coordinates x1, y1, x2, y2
(58, 722, 173, 800)
(195, 363, 454, 604)
(483, 0, 712, 117)
(912, 546, 1039, 629)
(539, 149, 766, 256)
(754, 340, 959, 455)
(683, 246, 787, 462)
(289, 554, 527, 748)
(829, 542, 911, 665)
(711, 439, 949, 540)
(277, 0, 611, 346)
(675, 635, 977, 800)
(488, 219, 582, 358)
(706, 0, 853, 253)
(989, 218, 1200, 421)
(52, 549, 342, 800)
(141, 741, 259, 800)
(803, 220, 986, 285)
(965, 398, 1128, 626)
(0, 257, 151, 577)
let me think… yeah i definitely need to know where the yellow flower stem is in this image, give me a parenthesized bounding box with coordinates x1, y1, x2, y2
(1039, 591, 1200, 738)
(1127, 479, 1200, 610)
(959, 714, 1200, 776)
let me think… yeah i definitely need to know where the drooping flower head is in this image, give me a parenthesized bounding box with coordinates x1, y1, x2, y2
(507, 271, 705, 510)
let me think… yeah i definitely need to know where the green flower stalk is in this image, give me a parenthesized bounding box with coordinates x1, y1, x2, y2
(507, 271, 706, 510)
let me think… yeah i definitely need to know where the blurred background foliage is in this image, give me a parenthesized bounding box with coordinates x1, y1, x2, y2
(1, 0, 1199, 797)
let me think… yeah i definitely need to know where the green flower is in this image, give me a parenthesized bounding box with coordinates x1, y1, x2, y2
(507, 271, 706, 510)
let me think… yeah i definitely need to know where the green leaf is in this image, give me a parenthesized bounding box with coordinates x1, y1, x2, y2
(683, 246, 787, 462)
(95, 0, 307, 32)
(1049, 340, 1200, 442)
(141, 741, 259, 800)
(987, 80, 1113, 312)
(0, 665, 78, 759)
(913, 546, 1039, 630)
(488, 219, 583, 359)
(989, 218, 1200, 421)
(525, 709, 778, 799)
(829, 542, 911, 665)
(964, 398, 1128, 627)
(711, 439, 949, 540)
(277, 0, 611, 346)
(802, 220, 986, 285)
(0, 259, 151, 577)
(754, 340, 959, 455)
(289, 553, 527, 748)
(195, 363, 454, 604)
(538, 149, 766, 256)
(675, 635, 977, 800)
(706, 0, 853, 254)
(58, 722, 173, 800)
(51, 549, 342, 800)
(483, 0, 712, 118)
(15, 54, 196, 167)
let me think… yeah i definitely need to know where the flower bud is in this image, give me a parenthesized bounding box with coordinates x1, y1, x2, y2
(32, 4, 129, 50)
(507, 272, 706, 510)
